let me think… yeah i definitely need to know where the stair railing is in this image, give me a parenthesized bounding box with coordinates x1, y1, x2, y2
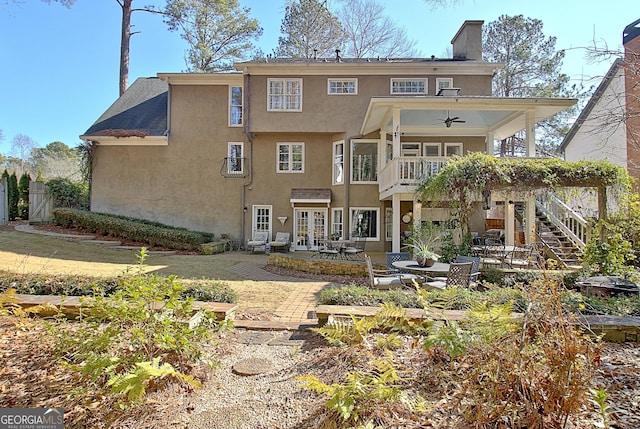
(535, 191, 589, 250)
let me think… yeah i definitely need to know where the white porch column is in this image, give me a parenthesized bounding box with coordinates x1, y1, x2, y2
(392, 193, 401, 252)
(392, 108, 401, 158)
(525, 109, 535, 157)
(525, 195, 536, 244)
(485, 131, 495, 155)
(413, 201, 422, 226)
(524, 110, 536, 244)
(505, 195, 515, 246)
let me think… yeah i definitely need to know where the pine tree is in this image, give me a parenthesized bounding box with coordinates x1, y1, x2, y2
(276, 0, 344, 59)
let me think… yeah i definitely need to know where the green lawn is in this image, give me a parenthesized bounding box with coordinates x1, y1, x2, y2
(0, 230, 298, 315)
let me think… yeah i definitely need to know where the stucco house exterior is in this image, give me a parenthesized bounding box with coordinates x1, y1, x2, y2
(81, 20, 576, 253)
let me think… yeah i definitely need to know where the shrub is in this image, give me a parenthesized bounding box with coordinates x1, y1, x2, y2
(52, 208, 214, 250)
(46, 178, 89, 210)
(319, 285, 421, 308)
(18, 172, 31, 219)
(51, 249, 230, 404)
(181, 280, 238, 303)
(0, 270, 237, 303)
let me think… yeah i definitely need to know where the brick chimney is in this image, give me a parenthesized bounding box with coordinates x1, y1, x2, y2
(451, 20, 484, 60)
(623, 19, 640, 178)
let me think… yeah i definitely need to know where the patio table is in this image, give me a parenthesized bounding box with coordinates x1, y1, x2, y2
(392, 260, 451, 276)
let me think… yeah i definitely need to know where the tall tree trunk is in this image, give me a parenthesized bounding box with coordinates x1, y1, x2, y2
(119, 0, 132, 96)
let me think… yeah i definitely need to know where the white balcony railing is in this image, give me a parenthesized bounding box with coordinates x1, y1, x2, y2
(378, 156, 447, 194)
(536, 191, 589, 249)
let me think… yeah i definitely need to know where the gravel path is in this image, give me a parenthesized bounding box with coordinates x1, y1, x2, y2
(187, 330, 327, 429)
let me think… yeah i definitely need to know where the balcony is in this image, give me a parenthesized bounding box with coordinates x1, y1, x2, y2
(378, 156, 447, 199)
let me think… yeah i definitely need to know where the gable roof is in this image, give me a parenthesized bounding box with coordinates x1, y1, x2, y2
(81, 77, 168, 140)
(557, 59, 624, 153)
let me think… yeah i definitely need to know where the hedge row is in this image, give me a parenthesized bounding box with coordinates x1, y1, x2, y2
(0, 270, 237, 303)
(52, 208, 214, 250)
(319, 284, 640, 316)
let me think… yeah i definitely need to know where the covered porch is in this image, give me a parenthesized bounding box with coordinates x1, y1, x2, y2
(359, 95, 577, 252)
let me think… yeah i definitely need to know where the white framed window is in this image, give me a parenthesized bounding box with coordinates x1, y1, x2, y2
(229, 85, 243, 126)
(422, 142, 441, 157)
(268, 78, 302, 111)
(331, 208, 343, 239)
(444, 142, 463, 156)
(401, 143, 420, 157)
(386, 140, 393, 163)
(328, 78, 358, 95)
(436, 78, 453, 93)
(333, 141, 344, 184)
(227, 142, 244, 174)
(390, 78, 427, 94)
(277, 142, 304, 173)
(252, 205, 272, 238)
(351, 139, 378, 183)
(350, 207, 380, 240)
(385, 207, 393, 241)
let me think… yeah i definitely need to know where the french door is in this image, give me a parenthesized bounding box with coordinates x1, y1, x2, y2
(294, 208, 327, 250)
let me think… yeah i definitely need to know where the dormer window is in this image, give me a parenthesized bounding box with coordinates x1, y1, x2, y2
(390, 78, 427, 94)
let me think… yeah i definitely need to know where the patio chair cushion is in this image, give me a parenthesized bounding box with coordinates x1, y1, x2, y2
(269, 232, 290, 248)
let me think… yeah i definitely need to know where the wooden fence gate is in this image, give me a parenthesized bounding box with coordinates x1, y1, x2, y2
(29, 181, 53, 223)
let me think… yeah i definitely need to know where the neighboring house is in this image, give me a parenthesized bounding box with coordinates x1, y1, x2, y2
(558, 18, 640, 217)
(81, 20, 575, 252)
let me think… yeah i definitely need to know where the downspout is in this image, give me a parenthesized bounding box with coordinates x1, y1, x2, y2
(241, 73, 253, 248)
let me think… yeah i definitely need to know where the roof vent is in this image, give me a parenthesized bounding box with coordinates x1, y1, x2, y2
(335, 49, 341, 62)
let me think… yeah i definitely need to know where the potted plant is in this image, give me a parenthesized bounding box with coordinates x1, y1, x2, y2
(406, 222, 443, 267)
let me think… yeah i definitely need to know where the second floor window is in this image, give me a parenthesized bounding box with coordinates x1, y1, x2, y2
(229, 86, 243, 126)
(228, 142, 244, 174)
(333, 141, 344, 184)
(351, 140, 377, 182)
(277, 142, 304, 173)
(391, 78, 427, 94)
(268, 78, 302, 111)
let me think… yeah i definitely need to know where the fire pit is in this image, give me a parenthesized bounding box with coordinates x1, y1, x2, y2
(576, 276, 640, 298)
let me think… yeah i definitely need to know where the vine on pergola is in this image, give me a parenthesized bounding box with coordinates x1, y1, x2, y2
(415, 152, 631, 237)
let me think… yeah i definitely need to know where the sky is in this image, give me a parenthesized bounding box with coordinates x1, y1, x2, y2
(0, 0, 637, 155)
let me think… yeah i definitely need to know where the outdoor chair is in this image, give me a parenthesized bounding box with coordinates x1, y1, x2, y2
(504, 244, 536, 269)
(343, 238, 366, 260)
(424, 261, 474, 290)
(269, 232, 290, 252)
(431, 256, 481, 289)
(385, 251, 410, 272)
(364, 254, 423, 290)
(480, 238, 505, 268)
(318, 238, 340, 259)
(246, 231, 269, 252)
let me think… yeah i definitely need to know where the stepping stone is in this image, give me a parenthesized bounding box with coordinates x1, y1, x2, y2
(232, 358, 274, 376)
(267, 331, 307, 346)
(80, 239, 122, 246)
(237, 331, 275, 345)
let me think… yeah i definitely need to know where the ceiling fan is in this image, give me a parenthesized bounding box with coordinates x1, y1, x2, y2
(438, 111, 466, 128)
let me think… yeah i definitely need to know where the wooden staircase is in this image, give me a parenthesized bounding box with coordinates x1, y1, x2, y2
(515, 193, 588, 269)
(535, 208, 583, 269)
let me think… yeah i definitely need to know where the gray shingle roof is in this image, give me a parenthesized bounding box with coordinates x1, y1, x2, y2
(82, 77, 168, 138)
